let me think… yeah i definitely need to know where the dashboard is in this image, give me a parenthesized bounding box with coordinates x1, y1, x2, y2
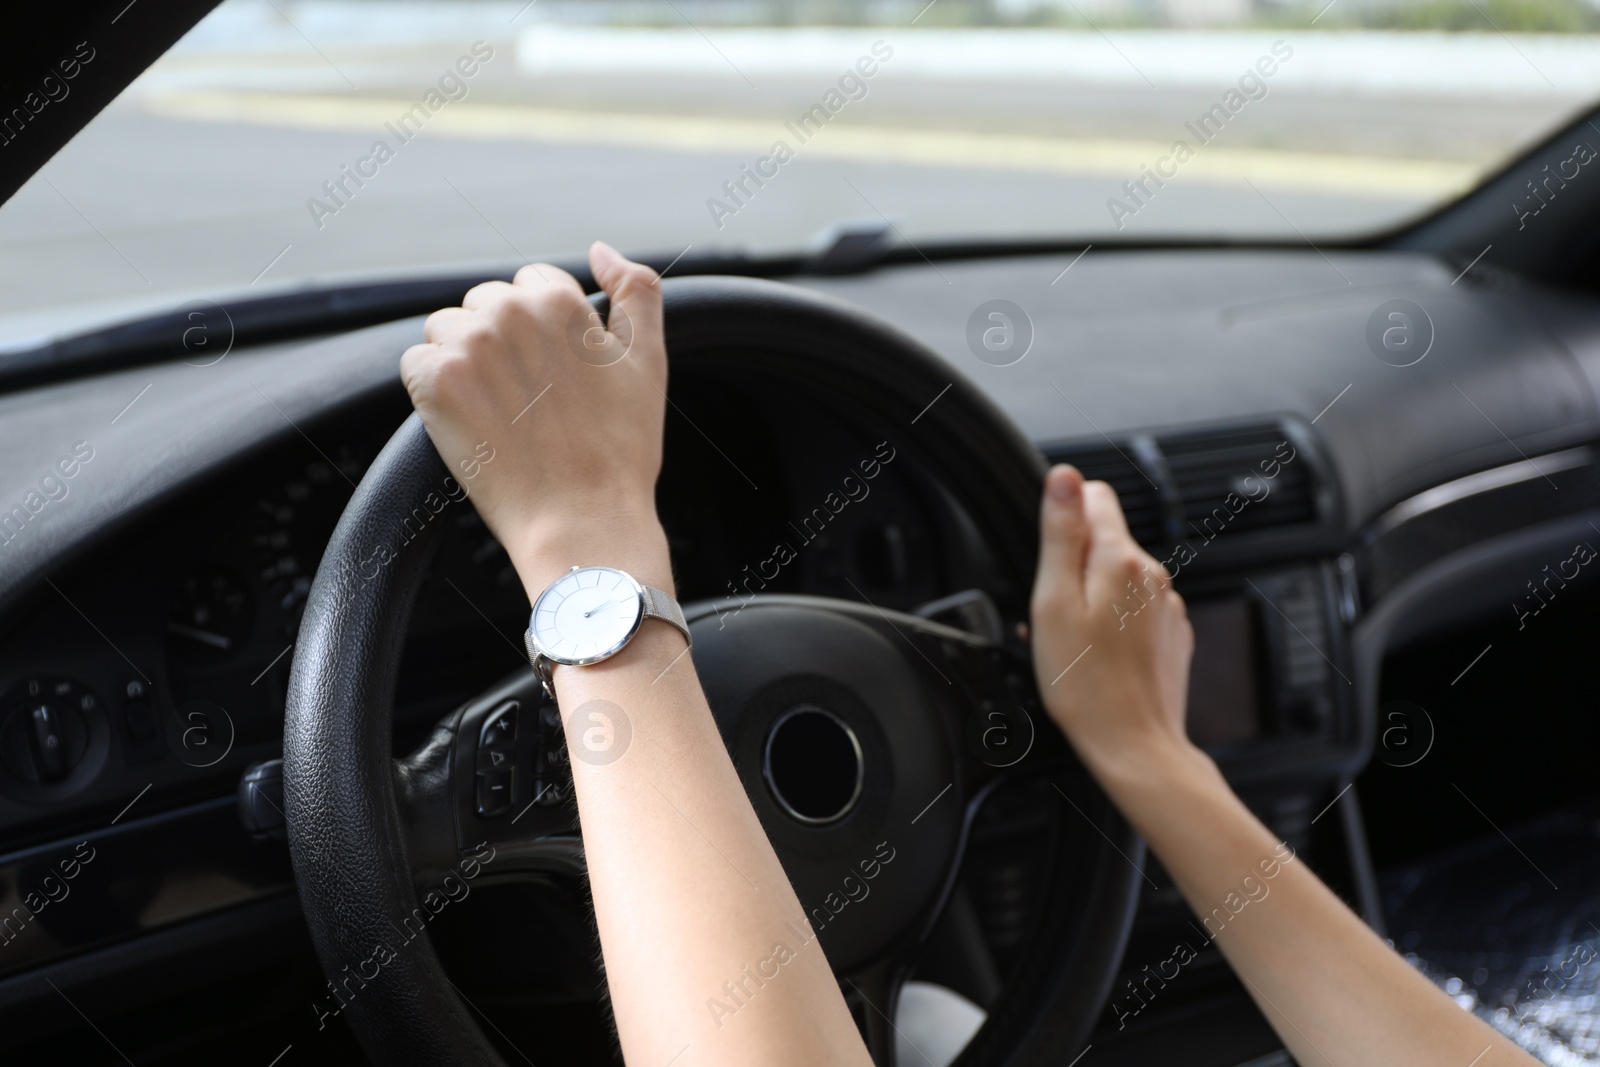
(3, 247, 1600, 1062)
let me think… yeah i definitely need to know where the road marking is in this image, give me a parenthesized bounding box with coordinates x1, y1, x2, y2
(145, 92, 1481, 200)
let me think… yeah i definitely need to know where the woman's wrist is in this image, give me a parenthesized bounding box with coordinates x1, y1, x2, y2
(1080, 729, 1223, 811)
(507, 504, 674, 601)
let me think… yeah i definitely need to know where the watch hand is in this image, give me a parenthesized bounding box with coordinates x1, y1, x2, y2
(584, 597, 628, 618)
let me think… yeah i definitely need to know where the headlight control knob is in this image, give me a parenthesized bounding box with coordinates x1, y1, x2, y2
(0, 678, 94, 784)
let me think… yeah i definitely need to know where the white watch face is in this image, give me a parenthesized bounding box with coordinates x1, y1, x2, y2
(530, 567, 645, 665)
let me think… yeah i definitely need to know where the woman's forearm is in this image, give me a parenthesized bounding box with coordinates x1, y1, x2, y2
(1094, 741, 1540, 1067)
(512, 523, 870, 1067)
(1027, 464, 1539, 1067)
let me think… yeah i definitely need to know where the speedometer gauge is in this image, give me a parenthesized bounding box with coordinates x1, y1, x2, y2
(167, 569, 253, 663)
(244, 452, 364, 639)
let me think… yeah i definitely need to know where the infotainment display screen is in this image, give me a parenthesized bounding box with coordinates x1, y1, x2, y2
(1185, 597, 1263, 747)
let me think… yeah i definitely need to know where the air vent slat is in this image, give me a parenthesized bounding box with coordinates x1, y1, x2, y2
(1042, 421, 1319, 548)
(1160, 424, 1314, 537)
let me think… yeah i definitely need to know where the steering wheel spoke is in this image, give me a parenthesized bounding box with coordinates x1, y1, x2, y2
(913, 614, 1071, 786)
(395, 668, 583, 887)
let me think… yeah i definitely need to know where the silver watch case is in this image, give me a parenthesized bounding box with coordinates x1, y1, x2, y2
(522, 566, 691, 700)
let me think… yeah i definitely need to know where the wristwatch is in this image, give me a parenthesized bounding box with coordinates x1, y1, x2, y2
(523, 565, 691, 700)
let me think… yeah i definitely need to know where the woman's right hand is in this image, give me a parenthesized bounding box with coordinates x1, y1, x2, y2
(1028, 464, 1200, 784)
(399, 241, 673, 596)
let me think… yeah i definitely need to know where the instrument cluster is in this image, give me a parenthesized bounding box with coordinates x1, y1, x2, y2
(160, 437, 530, 746)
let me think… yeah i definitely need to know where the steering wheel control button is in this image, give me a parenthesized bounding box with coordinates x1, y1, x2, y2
(479, 701, 517, 749)
(475, 701, 528, 810)
(463, 694, 576, 821)
(534, 778, 567, 807)
(763, 705, 865, 826)
(476, 770, 513, 818)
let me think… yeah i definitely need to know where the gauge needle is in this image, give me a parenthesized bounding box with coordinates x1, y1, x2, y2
(167, 622, 232, 650)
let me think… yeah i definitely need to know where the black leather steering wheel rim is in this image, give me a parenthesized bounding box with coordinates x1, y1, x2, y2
(283, 275, 1142, 1066)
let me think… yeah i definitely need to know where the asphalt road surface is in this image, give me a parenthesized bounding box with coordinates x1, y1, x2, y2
(1, 15, 1595, 346)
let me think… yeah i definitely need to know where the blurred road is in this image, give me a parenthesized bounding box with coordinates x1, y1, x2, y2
(1, 6, 1596, 345)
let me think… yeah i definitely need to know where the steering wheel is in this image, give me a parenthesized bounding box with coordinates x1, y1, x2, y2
(282, 276, 1141, 1066)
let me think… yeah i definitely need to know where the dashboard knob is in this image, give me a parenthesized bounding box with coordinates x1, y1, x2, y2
(0, 691, 89, 784)
(27, 702, 71, 780)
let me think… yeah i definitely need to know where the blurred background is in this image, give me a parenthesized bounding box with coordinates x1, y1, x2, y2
(3, 0, 1599, 343)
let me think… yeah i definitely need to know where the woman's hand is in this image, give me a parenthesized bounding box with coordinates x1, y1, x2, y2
(1029, 464, 1198, 782)
(1029, 464, 1545, 1067)
(400, 241, 671, 594)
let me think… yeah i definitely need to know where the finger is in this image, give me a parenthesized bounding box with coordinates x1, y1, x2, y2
(462, 279, 515, 309)
(1082, 480, 1133, 542)
(589, 240, 664, 355)
(423, 306, 473, 344)
(1082, 480, 1137, 567)
(1083, 480, 1168, 604)
(1036, 465, 1090, 607)
(512, 260, 583, 295)
(399, 342, 439, 397)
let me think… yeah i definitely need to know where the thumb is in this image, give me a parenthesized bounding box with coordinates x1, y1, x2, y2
(589, 240, 663, 355)
(1035, 465, 1090, 609)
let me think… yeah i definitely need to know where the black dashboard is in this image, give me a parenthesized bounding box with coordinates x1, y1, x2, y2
(3, 247, 1600, 1062)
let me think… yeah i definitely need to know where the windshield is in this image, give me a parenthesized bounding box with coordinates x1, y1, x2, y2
(4, 0, 1599, 343)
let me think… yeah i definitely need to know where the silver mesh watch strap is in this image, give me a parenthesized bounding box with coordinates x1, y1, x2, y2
(640, 585, 692, 648)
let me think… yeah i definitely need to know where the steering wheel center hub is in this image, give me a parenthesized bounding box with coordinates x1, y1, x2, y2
(763, 704, 865, 825)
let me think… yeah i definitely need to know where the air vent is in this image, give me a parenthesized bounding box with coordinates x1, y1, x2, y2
(1040, 442, 1166, 545)
(1161, 425, 1313, 538)
(1042, 422, 1317, 548)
